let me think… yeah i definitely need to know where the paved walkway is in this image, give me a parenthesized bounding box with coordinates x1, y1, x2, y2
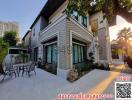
(110, 64, 132, 74)
(84, 65, 124, 100)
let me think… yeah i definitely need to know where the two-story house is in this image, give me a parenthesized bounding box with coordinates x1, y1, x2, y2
(23, 0, 112, 79)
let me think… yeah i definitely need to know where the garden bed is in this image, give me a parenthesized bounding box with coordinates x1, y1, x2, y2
(67, 62, 110, 82)
(40, 64, 57, 75)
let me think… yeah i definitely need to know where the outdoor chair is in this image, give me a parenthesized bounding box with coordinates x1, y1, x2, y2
(1, 63, 16, 82)
(17, 64, 28, 77)
(18, 65, 23, 76)
(22, 62, 36, 77)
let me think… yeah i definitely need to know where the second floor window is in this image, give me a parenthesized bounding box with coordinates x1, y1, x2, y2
(81, 16, 87, 28)
(71, 11, 79, 21)
(70, 10, 87, 28)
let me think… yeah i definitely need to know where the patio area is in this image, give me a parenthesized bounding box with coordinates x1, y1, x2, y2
(0, 68, 69, 100)
(0, 65, 131, 100)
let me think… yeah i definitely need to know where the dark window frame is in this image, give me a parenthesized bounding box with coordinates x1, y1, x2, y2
(82, 16, 87, 28)
(9, 49, 28, 54)
(70, 10, 79, 21)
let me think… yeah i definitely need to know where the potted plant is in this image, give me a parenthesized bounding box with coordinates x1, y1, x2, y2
(38, 58, 42, 68)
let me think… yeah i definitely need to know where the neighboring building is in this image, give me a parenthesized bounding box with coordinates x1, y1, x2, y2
(22, 30, 31, 49)
(111, 41, 124, 64)
(23, 0, 112, 79)
(3, 46, 28, 65)
(0, 21, 19, 37)
(22, 30, 32, 60)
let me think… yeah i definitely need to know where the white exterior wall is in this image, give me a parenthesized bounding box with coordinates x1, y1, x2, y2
(37, 13, 93, 79)
(39, 15, 67, 70)
(31, 18, 42, 48)
(28, 0, 112, 79)
(66, 17, 93, 68)
(31, 17, 45, 61)
(23, 33, 30, 48)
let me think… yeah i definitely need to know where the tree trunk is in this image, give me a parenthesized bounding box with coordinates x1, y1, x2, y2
(0, 64, 5, 74)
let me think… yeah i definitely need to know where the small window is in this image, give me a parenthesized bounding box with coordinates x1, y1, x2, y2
(33, 29, 35, 36)
(71, 11, 79, 21)
(82, 16, 87, 28)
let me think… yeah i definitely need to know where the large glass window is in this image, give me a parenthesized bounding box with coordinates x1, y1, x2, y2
(47, 46, 52, 63)
(52, 44, 57, 64)
(78, 45, 81, 62)
(74, 44, 78, 63)
(81, 46, 84, 62)
(73, 43, 86, 64)
(46, 44, 57, 64)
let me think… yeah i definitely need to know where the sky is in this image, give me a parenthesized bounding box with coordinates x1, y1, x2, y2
(0, 0, 47, 38)
(109, 16, 132, 41)
(0, 0, 132, 40)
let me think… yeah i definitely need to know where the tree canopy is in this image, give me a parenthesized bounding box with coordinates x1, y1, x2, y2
(3, 31, 18, 46)
(116, 27, 132, 55)
(0, 38, 9, 74)
(66, 0, 132, 23)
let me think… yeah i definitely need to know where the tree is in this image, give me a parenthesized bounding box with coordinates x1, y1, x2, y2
(0, 38, 9, 74)
(66, 0, 132, 23)
(116, 27, 132, 56)
(3, 31, 18, 46)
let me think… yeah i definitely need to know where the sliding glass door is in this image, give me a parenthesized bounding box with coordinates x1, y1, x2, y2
(46, 43, 57, 64)
(72, 43, 86, 64)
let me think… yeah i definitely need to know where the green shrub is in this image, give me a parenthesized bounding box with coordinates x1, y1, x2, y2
(74, 63, 92, 76)
(45, 64, 57, 75)
(81, 64, 90, 72)
(93, 63, 110, 71)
